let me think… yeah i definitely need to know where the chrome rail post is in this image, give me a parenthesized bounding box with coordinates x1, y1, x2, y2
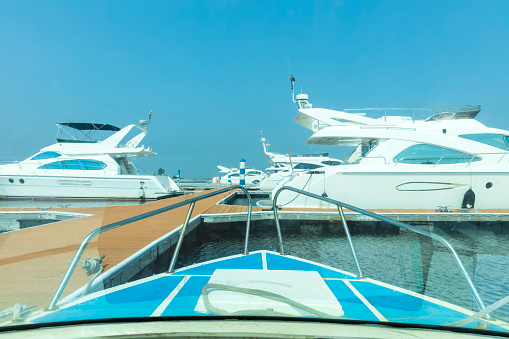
(337, 204, 363, 278)
(47, 228, 103, 310)
(243, 188, 253, 255)
(47, 185, 253, 311)
(272, 186, 487, 314)
(168, 201, 195, 273)
(271, 191, 286, 255)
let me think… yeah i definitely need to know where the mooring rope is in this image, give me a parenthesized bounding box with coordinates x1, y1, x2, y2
(446, 294, 509, 327)
(202, 283, 340, 318)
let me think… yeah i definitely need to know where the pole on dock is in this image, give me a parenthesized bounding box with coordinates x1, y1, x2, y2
(177, 170, 180, 183)
(240, 158, 246, 186)
(228, 171, 231, 185)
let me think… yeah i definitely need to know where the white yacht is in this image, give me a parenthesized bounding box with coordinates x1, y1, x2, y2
(274, 94, 509, 210)
(0, 121, 181, 200)
(258, 132, 342, 190)
(212, 165, 267, 185)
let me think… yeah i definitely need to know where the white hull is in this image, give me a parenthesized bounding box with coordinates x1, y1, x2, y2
(0, 174, 179, 199)
(275, 165, 509, 209)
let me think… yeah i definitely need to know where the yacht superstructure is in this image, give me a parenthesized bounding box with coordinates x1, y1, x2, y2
(274, 94, 509, 209)
(0, 121, 180, 199)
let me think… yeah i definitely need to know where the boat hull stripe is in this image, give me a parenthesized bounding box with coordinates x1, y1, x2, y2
(151, 276, 190, 317)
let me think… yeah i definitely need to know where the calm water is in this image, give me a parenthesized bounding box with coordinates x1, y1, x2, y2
(177, 219, 509, 321)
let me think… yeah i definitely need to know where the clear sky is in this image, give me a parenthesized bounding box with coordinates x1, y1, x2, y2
(1, 1, 509, 178)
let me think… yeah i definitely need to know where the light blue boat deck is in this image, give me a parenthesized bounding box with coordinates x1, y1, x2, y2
(33, 251, 508, 332)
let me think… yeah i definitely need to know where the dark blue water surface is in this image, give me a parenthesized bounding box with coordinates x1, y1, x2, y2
(177, 219, 509, 322)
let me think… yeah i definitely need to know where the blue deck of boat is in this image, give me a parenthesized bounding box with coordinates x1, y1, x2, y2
(33, 251, 508, 332)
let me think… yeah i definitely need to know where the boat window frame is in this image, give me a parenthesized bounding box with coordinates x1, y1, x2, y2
(30, 151, 62, 160)
(393, 144, 482, 165)
(344, 139, 379, 164)
(320, 160, 342, 166)
(293, 163, 324, 170)
(246, 170, 262, 176)
(37, 159, 107, 170)
(459, 133, 509, 151)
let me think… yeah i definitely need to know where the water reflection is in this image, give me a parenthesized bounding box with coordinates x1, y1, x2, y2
(177, 220, 509, 321)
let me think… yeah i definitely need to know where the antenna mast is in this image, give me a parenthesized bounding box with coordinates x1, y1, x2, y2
(288, 55, 295, 102)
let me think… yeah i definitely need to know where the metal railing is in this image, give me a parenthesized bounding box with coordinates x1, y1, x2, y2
(47, 185, 253, 311)
(272, 186, 488, 314)
(394, 154, 480, 167)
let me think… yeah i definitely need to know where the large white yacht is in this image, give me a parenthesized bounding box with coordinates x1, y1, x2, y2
(0, 121, 181, 200)
(258, 132, 342, 190)
(273, 94, 509, 209)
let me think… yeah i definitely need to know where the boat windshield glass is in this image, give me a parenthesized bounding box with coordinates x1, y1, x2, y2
(459, 134, 509, 151)
(30, 152, 62, 160)
(4, 2, 509, 338)
(394, 144, 482, 164)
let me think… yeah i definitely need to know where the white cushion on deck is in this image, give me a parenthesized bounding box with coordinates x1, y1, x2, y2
(195, 269, 344, 318)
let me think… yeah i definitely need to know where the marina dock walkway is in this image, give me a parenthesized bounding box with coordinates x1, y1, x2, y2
(0, 187, 261, 312)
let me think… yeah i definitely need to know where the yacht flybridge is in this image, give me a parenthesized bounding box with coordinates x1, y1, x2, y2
(0, 121, 180, 200)
(274, 94, 509, 209)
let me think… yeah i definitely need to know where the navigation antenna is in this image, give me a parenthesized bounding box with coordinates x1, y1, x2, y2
(288, 55, 295, 102)
(140, 110, 152, 127)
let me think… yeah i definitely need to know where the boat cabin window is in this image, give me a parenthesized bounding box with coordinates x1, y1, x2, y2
(247, 171, 262, 176)
(321, 160, 342, 166)
(38, 159, 107, 170)
(345, 139, 378, 164)
(30, 151, 62, 160)
(231, 173, 240, 177)
(293, 163, 323, 170)
(394, 144, 481, 165)
(459, 133, 509, 151)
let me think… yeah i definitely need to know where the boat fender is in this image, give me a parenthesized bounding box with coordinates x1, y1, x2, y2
(461, 188, 475, 209)
(139, 181, 146, 199)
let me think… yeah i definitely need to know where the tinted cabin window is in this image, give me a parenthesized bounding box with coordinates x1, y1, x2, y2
(321, 161, 342, 166)
(38, 160, 107, 170)
(394, 144, 481, 164)
(293, 163, 323, 170)
(31, 152, 62, 160)
(459, 134, 509, 151)
(247, 171, 261, 176)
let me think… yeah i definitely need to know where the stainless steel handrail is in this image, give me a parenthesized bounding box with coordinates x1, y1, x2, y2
(272, 186, 487, 314)
(47, 185, 252, 311)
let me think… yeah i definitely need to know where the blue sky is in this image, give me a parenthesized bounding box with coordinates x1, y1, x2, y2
(1, 1, 509, 178)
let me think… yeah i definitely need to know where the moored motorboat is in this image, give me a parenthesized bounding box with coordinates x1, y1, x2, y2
(0, 120, 180, 200)
(273, 93, 509, 209)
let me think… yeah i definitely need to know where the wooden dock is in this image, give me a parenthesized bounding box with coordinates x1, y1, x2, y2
(0, 187, 261, 312)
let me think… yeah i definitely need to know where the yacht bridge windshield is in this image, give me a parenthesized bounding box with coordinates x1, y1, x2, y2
(56, 123, 121, 143)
